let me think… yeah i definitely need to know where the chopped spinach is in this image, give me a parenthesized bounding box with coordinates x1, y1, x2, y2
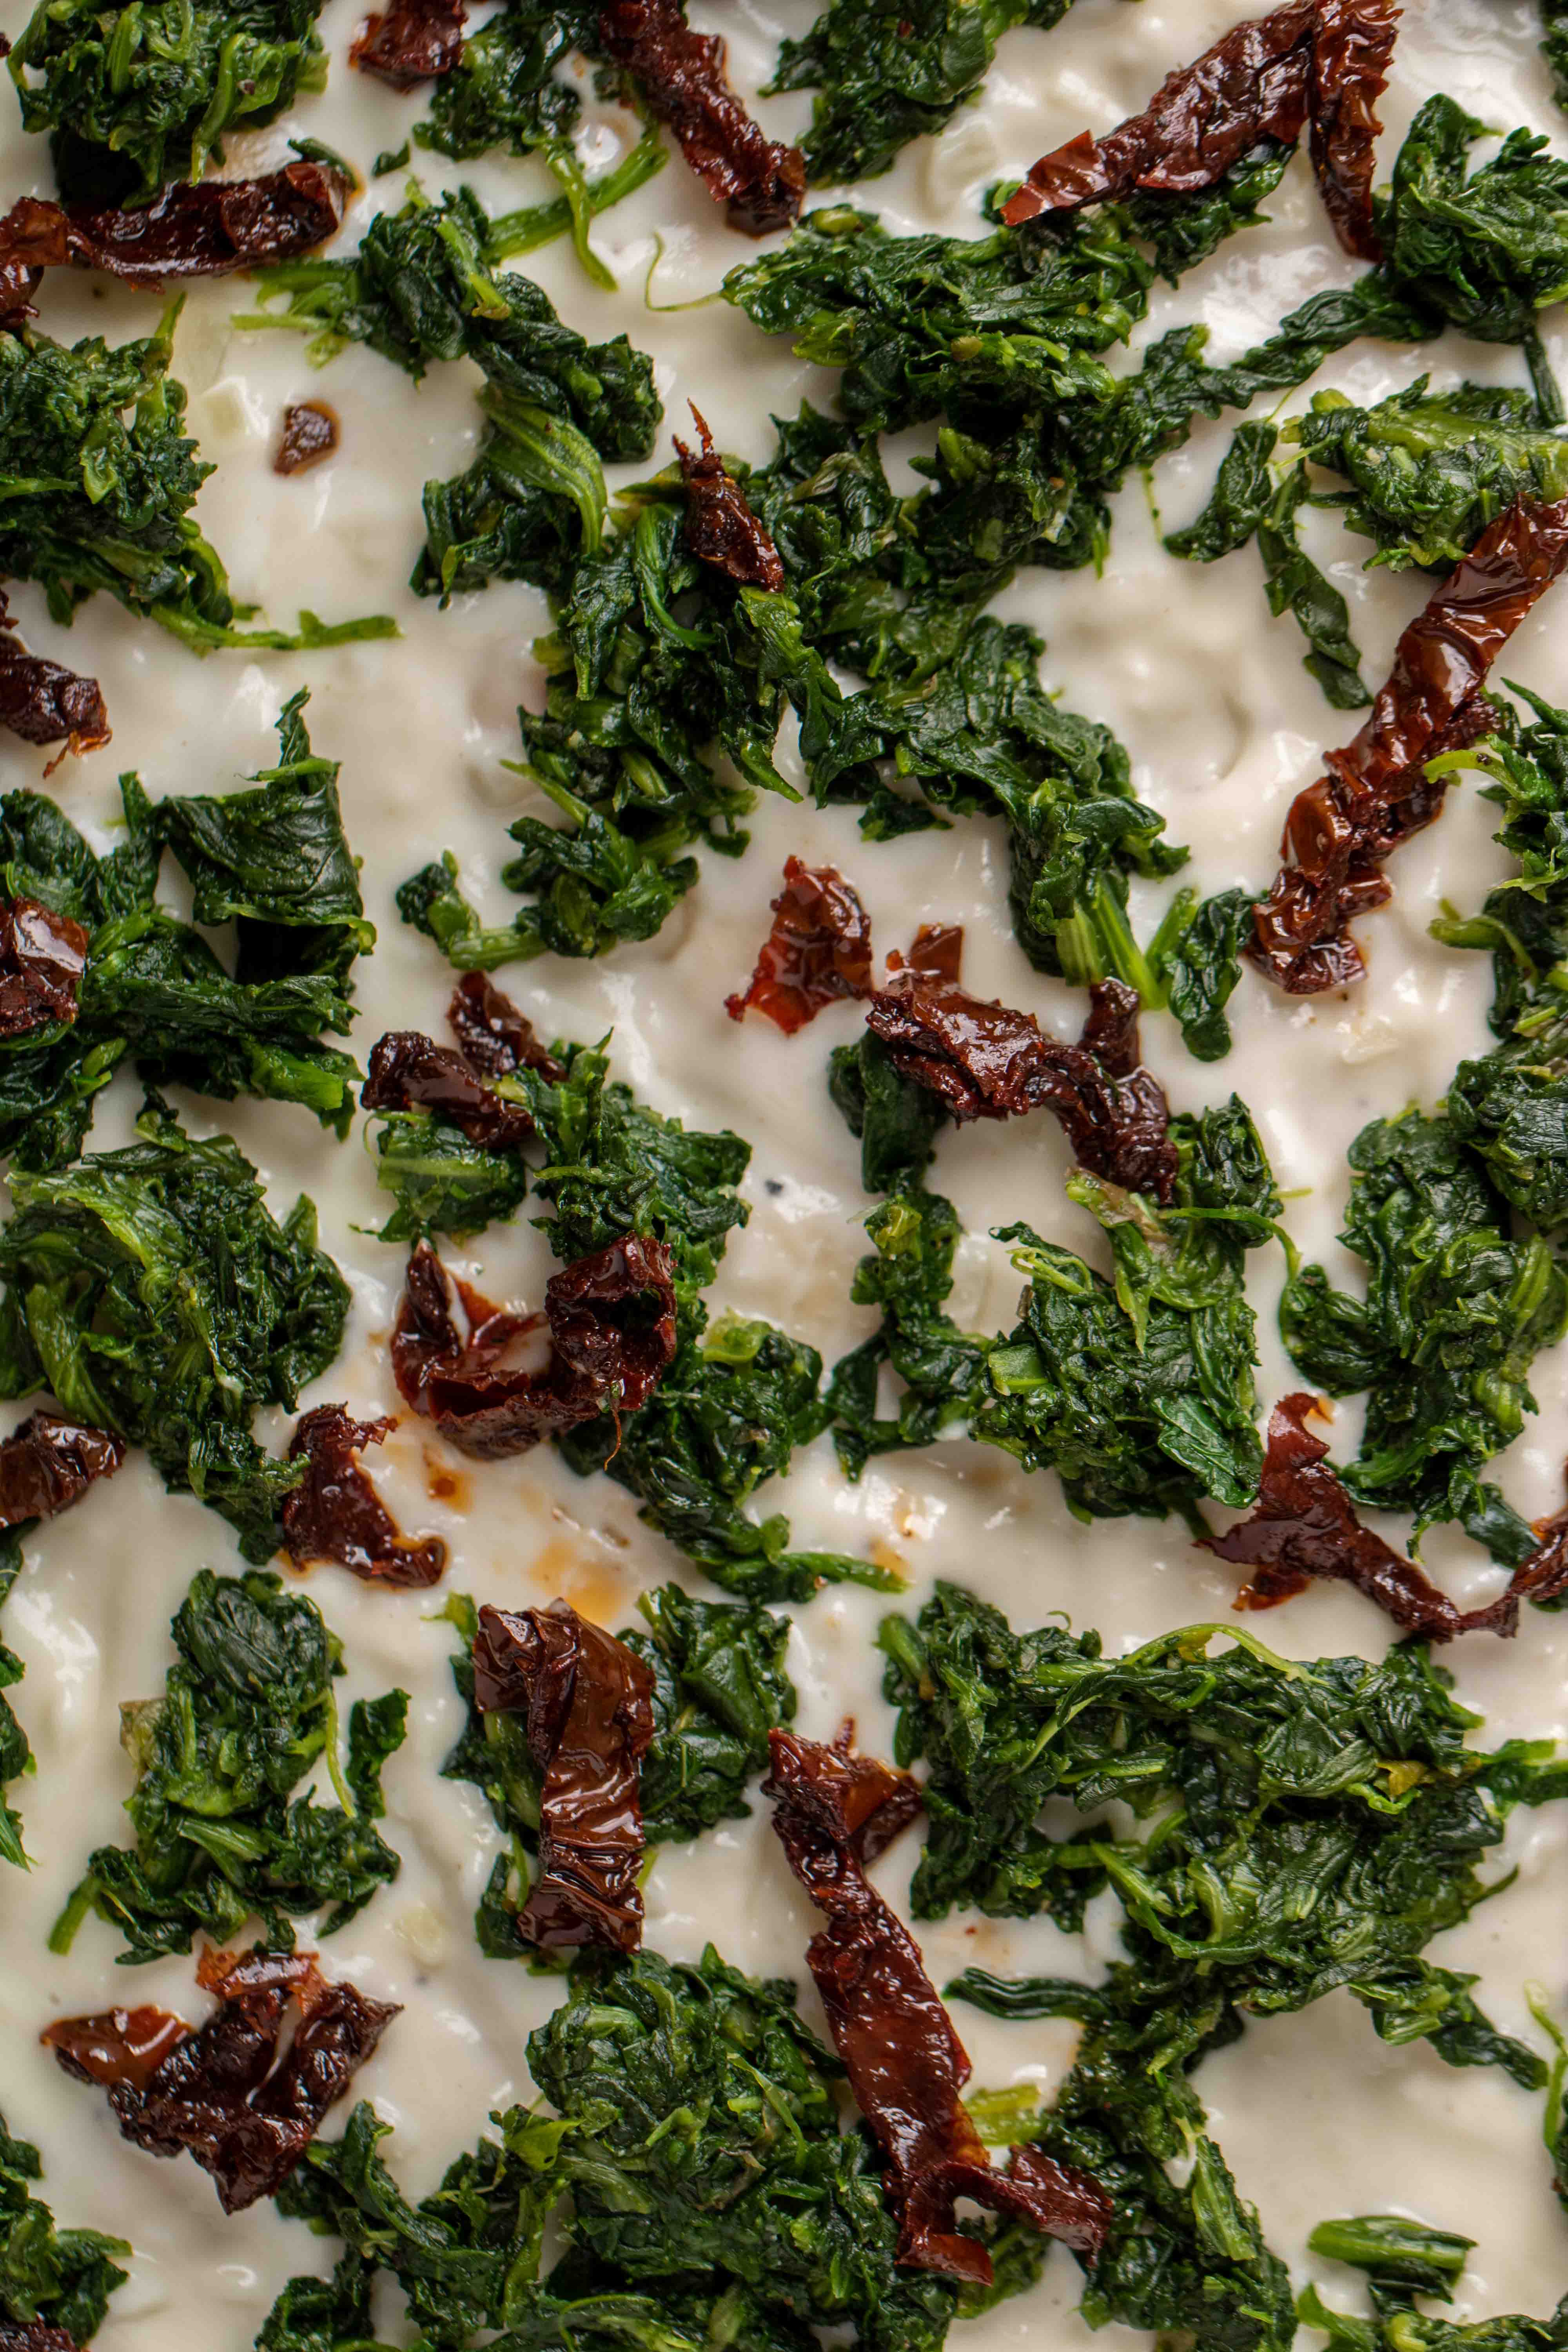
(894, 1583, 1565, 2083)
(266, 1945, 1039, 2352)
(0, 1095, 350, 1558)
(1430, 687, 1568, 1232)
(831, 1099, 1278, 1525)
(398, 465, 834, 967)
(0, 2109, 129, 2342)
(1301, 2212, 1568, 2345)
(0, 690, 370, 1169)
(245, 185, 661, 459)
(7, 0, 327, 202)
(1150, 886, 1259, 1063)
(1548, 1, 1568, 112)
(442, 1583, 795, 1951)
(0, 1534, 27, 1869)
(51, 1567, 406, 1965)
(0, 307, 392, 653)
(768, 0, 1075, 189)
(1279, 1108, 1568, 1561)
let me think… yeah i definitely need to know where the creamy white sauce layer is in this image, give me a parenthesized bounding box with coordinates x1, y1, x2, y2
(3, 1, 1568, 2342)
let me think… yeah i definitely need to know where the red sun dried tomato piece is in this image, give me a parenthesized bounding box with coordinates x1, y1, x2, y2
(0, 900, 89, 1040)
(726, 856, 873, 1032)
(391, 1234, 677, 1460)
(865, 971, 1176, 1201)
(281, 1404, 447, 1587)
(1002, 0, 1397, 263)
(350, 0, 466, 86)
(361, 1029, 537, 1149)
(0, 1410, 122, 1528)
(675, 407, 786, 590)
(44, 1946, 397, 2214)
(0, 163, 349, 325)
(1202, 1393, 1520, 1639)
(599, 0, 805, 233)
(765, 1726, 1112, 2283)
(472, 1599, 656, 1953)
(0, 596, 109, 769)
(1250, 498, 1568, 992)
(447, 971, 566, 1082)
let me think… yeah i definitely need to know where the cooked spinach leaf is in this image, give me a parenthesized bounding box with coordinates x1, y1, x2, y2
(1430, 686, 1568, 1233)
(7, 0, 327, 202)
(398, 461, 834, 966)
(1300, 2213, 1568, 2345)
(0, 307, 392, 653)
(0, 2109, 129, 2342)
(768, 0, 1074, 189)
(51, 1567, 405, 1964)
(0, 690, 369, 1169)
(245, 184, 661, 458)
(1279, 1108, 1568, 1560)
(0, 1533, 28, 1870)
(267, 1946, 1042, 2352)
(831, 1099, 1278, 1524)
(895, 1582, 1565, 2081)
(442, 1583, 795, 1951)
(0, 1094, 350, 1557)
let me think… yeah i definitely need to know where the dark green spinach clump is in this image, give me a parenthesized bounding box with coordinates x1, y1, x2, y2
(7, 0, 327, 201)
(441, 1583, 795, 1953)
(1431, 686, 1568, 1234)
(1301, 2212, 1568, 2346)
(0, 1096, 350, 1557)
(0, 306, 392, 653)
(0, 690, 371, 1170)
(890, 1584, 1561, 2078)
(1169, 381, 1568, 704)
(397, 455, 834, 965)
(52, 1568, 406, 1965)
(830, 1098, 1278, 1526)
(265, 1944, 1040, 2352)
(247, 184, 661, 603)
(768, 0, 1075, 188)
(1279, 1109, 1568, 1563)
(1, 2109, 129, 2342)
(0, 1534, 29, 1869)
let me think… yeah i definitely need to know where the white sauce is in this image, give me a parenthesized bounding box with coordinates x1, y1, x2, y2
(3, 0, 1568, 2342)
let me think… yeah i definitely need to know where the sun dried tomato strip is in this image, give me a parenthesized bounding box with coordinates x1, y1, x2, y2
(391, 1234, 677, 1459)
(0, 1410, 122, 1527)
(726, 856, 873, 1032)
(0, 2325, 82, 2349)
(0, 163, 348, 325)
(275, 401, 339, 476)
(888, 923, 964, 985)
(1001, 0, 1397, 262)
(361, 1030, 537, 1149)
(44, 1947, 397, 2214)
(599, 0, 805, 233)
(281, 1404, 446, 1587)
(1250, 498, 1568, 992)
(1203, 1393, 1519, 1639)
(0, 597, 109, 768)
(865, 971, 1176, 1201)
(447, 971, 566, 1082)
(350, 0, 466, 86)
(0, 899, 89, 1040)
(472, 1599, 656, 1953)
(676, 408, 786, 591)
(765, 1726, 1111, 2283)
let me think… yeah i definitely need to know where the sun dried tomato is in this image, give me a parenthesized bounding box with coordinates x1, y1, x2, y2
(350, 0, 466, 86)
(447, 971, 566, 1082)
(361, 1030, 537, 1149)
(765, 1726, 1112, 2282)
(0, 597, 109, 768)
(472, 1599, 656, 1953)
(274, 401, 339, 476)
(599, 0, 805, 232)
(0, 900, 89, 1040)
(0, 1410, 122, 1527)
(281, 1404, 446, 1587)
(727, 856, 873, 1032)
(675, 407, 786, 590)
(1250, 499, 1568, 991)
